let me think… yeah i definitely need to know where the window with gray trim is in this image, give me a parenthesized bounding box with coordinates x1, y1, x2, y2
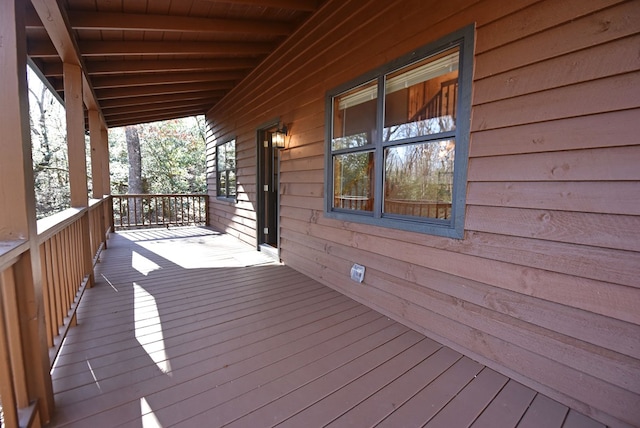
(325, 25, 474, 238)
(216, 139, 236, 199)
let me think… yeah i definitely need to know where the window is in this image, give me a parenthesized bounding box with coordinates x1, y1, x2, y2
(325, 25, 474, 238)
(216, 139, 236, 199)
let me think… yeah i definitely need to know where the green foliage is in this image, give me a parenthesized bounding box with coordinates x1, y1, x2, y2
(28, 64, 206, 219)
(109, 116, 207, 195)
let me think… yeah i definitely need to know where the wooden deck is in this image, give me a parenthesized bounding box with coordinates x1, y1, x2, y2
(47, 227, 605, 428)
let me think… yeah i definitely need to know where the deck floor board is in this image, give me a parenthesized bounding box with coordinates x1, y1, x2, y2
(46, 227, 604, 427)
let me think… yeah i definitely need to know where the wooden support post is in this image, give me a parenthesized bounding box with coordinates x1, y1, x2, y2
(89, 109, 105, 199)
(101, 127, 114, 236)
(101, 127, 111, 197)
(63, 63, 94, 288)
(63, 63, 88, 208)
(0, 0, 55, 423)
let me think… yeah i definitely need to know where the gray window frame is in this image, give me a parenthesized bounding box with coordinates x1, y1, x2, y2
(216, 138, 237, 201)
(324, 25, 474, 239)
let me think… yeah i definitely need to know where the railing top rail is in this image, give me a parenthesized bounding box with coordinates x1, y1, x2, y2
(0, 239, 29, 272)
(36, 207, 86, 243)
(88, 196, 110, 210)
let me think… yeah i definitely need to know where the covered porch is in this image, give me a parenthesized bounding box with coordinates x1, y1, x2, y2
(2, 0, 638, 426)
(47, 226, 601, 427)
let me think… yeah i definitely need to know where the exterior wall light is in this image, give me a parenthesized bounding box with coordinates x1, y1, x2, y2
(272, 125, 288, 149)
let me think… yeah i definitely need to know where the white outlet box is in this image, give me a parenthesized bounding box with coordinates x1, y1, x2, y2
(350, 264, 365, 283)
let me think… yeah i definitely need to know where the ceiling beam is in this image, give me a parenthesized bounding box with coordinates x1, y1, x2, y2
(78, 40, 274, 57)
(65, 11, 291, 36)
(199, 0, 318, 12)
(89, 71, 245, 90)
(99, 91, 227, 109)
(102, 100, 218, 118)
(29, 0, 106, 128)
(27, 38, 64, 58)
(28, 0, 77, 64)
(43, 58, 258, 77)
(30, 40, 272, 59)
(106, 107, 209, 128)
(95, 81, 234, 100)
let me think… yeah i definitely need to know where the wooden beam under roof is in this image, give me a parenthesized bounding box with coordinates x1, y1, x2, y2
(27, 38, 67, 58)
(102, 100, 219, 119)
(78, 40, 274, 56)
(61, 71, 242, 91)
(29, 39, 274, 58)
(29, 0, 77, 64)
(29, 0, 106, 128)
(95, 81, 234, 100)
(99, 91, 227, 109)
(200, 0, 318, 11)
(65, 11, 292, 36)
(43, 58, 259, 77)
(107, 108, 209, 128)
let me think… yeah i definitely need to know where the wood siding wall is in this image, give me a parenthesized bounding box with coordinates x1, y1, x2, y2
(206, 1, 640, 426)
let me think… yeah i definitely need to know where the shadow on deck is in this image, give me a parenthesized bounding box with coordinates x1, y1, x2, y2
(47, 227, 604, 427)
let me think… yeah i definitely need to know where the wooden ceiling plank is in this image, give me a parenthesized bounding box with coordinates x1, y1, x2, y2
(99, 91, 227, 109)
(65, 11, 291, 36)
(42, 61, 62, 77)
(85, 58, 258, 75)
(107, 108, 209, 127)
(78, 40, 274, 56)
(96, 81, 233, 99)
(199, 0, 318, 12)
(102, 100, 218, 118)
(27, 39, 61, 58)
(90, 71, 245, 89)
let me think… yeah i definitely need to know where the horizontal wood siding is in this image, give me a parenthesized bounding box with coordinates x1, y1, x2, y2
(206, 0, 640, 426)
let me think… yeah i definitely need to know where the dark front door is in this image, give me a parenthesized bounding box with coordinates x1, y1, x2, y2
(257, 127, 279, 248)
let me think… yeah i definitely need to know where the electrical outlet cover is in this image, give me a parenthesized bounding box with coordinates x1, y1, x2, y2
(350, 264, 365, 283)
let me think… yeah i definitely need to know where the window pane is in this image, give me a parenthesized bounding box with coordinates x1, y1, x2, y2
(333, 151, 374, 212)
(217, 145, 225, 171)
(218, 172, 227, 197)
(217, 139, 236, 198)
(228, 170, 236, 196)
(332, 80, 377, 151)
(384, 48, 459, 142)
(384, 139, 454, 219)
(225, 141, 235, 169)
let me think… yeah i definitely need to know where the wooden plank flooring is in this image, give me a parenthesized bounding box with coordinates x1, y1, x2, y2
(46, 227, 605, 427)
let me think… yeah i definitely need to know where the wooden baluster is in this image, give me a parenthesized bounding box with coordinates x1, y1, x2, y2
(40, 242, 54, 347)
(0, 269, 19, 428)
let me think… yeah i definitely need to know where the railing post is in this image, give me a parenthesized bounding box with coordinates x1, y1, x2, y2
(205, 195, 210, 226)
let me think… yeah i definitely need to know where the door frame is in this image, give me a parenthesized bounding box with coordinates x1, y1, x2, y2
(256, 119, 281, 258)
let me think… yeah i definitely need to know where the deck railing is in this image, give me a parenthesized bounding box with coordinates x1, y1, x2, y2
(0, 240, 39, 428)
(111, 194, 208, 230)
(0, 196, 112, 427)
(384, 199, 452, 219)
(335, 196, 451, 219)
(37, 197, 112, 364)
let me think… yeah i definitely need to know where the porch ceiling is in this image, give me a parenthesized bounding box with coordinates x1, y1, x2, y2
(25, 0, 323, 129)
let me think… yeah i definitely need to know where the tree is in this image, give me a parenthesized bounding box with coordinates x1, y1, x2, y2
(126, 125, 142, 223)
(28, 66, 70, 219)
